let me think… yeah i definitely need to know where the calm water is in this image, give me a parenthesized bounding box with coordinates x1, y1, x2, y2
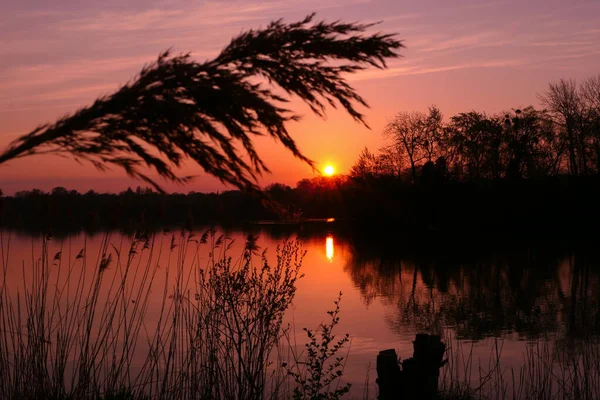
(1, 225, 599, 397)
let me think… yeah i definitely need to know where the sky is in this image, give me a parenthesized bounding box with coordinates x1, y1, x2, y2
(1, 0, 599, 194)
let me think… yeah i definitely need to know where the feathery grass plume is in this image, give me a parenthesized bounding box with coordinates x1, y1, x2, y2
(0, 14, 403, 192)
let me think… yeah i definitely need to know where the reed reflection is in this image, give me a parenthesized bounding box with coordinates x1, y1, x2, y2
(326, 235, 334, 262)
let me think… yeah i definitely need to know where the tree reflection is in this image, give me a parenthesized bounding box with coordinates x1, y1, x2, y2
(343, 237, 600, 341)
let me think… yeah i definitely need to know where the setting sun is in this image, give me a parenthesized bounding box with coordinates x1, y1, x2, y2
(324, 165, 335, 176)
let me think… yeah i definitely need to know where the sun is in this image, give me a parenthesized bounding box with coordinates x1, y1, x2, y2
(323, 165, 335, 176)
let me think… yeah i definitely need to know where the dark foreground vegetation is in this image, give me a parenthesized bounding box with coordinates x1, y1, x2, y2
(0, 231, 354, 400)
(1, 230, 599, 400)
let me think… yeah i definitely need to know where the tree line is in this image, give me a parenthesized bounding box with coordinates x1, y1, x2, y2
(350, 75, 600, 183)
(0, 186, 271, 235)
(4, 75, 600, 235)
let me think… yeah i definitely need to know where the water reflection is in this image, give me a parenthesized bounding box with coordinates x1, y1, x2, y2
(3, 227, 600, 396)
(326, 235, 334, 262)
(343, 237, 600, 341)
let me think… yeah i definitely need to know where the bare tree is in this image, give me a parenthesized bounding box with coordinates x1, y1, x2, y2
(377, 144, 405, 177)
(581, 75, 600, 110)
(384, 112, 427, 183)
(382, 106, 445, 183)
(422, 105, 444, 162)
(538, 79, 583, 176)
(0, 14, 402, 192)
(581, 75, 600, 171)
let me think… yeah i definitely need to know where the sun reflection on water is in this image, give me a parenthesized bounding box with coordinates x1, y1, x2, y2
(326, 235, 334, 262)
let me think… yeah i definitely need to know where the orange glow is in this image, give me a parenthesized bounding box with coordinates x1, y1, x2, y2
(326, 235, 334, 262)
(2, 1, 599, 194)
(324, 165, 335, 176)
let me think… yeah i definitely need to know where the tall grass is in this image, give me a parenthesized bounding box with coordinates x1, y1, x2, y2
(439, 333, 600, 400)
(0, 230, 349, 400)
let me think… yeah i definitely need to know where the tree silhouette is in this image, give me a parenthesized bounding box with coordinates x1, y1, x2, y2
(447, 111, 504, 180)
(352, 79, 600, 184)
(384, 112, 427, 183)
(538, 79, 583, 176)
(580, 75, 600, 171)
(0, 14, 402, 192)
(350, 147, 380, 179)
(384, 107, 443, 183)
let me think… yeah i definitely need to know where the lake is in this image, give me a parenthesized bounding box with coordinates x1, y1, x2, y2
(1, 222, 599, 398)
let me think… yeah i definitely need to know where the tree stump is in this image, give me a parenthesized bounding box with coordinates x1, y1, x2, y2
(376, 349, 401, 399)
(377, 334, 447, 400)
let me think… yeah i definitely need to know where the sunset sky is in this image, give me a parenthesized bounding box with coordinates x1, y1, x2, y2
(1, 0, 599, 194)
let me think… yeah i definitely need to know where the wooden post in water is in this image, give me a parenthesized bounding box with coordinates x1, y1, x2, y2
(409, 334, 446, 397)
(376, 349, 401, 399)
(376, 334, 447, 400)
